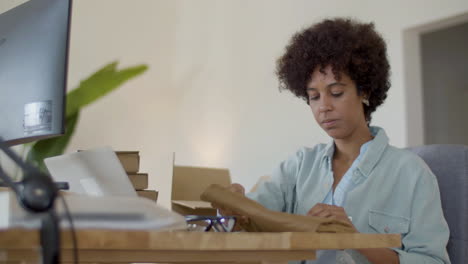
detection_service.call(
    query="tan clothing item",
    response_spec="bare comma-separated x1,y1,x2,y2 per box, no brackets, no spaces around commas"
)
201,184,355,233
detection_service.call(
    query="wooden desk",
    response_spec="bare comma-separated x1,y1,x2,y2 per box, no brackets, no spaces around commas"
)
0,228,400,263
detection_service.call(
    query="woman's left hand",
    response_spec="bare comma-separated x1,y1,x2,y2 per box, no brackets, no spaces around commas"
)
307,203,357,232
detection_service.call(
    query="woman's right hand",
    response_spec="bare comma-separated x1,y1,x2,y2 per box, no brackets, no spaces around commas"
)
213,183,245,216
211,183,249,230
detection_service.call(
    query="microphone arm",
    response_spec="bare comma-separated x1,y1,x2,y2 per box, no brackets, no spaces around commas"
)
0,137,60,264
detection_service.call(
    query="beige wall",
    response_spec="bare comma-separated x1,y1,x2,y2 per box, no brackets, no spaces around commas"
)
2,0,468,208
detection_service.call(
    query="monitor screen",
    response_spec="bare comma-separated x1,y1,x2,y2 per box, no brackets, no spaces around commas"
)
0,0,72,146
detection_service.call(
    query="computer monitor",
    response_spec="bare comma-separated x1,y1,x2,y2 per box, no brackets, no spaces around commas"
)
0,0,72,146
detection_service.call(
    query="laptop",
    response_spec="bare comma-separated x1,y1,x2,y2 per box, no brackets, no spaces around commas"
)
41,147,187,231
44,147,137,197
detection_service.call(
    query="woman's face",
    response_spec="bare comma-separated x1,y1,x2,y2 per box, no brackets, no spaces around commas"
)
306,66,368,140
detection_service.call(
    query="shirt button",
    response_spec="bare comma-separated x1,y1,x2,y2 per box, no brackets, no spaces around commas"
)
384,226,390,233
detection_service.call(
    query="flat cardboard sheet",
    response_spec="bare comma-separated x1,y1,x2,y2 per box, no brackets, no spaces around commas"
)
172,200,212,209
171,165,231,215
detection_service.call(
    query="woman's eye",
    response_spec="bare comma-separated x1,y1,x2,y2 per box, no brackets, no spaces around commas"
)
332,92,343,97
309,95,319,101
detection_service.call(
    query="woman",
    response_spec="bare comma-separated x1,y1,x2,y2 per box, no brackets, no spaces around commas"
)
221,18,450,264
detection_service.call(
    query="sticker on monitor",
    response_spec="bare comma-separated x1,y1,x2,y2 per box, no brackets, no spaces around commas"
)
23,100,53,135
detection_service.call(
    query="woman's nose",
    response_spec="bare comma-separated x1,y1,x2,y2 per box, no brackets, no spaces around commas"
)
318,96,333,112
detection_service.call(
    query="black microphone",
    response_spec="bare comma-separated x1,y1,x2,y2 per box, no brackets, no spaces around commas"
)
0,137,57,212
0,137,60,264
18,171,57,212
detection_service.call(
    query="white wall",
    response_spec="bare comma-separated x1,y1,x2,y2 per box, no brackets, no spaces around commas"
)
2,0,468,208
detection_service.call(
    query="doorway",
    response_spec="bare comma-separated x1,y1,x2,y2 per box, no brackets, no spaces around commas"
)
404,13,468,146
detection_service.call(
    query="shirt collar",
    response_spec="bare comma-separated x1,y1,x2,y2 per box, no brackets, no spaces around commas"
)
356,126,389,177
321,126,389,176
322,140,335,170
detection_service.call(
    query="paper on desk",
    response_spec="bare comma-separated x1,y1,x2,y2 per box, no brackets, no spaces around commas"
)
58,194,187,230
44,147,137,197
6,192,187,231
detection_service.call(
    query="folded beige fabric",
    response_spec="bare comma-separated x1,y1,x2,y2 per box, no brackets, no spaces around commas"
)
201,184,355,233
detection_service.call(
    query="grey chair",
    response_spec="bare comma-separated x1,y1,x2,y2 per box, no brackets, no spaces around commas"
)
408,144,468,264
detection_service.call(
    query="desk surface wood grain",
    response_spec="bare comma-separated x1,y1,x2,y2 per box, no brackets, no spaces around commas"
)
0,228,401,263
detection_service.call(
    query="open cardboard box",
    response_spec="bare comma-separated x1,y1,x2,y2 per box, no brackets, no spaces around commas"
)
171,165,231,216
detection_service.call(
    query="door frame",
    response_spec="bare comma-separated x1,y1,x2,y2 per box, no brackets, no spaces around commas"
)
403,12,468,146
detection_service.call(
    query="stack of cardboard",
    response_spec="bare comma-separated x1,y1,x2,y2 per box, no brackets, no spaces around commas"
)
116,151,158,203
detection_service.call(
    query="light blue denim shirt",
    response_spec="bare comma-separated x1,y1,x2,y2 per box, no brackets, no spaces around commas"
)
317,139,372,263
322,139,371,207
246,126,450,264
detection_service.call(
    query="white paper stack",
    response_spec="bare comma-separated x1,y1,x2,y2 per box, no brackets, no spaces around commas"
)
6,193,187,231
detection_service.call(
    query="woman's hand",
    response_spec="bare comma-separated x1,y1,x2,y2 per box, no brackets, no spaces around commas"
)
212,183,245,215
307,203,357,232
211,183,249,230
308,204,400,263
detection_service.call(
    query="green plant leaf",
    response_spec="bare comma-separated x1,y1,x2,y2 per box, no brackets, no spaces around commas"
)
26,111,80,172
66,61,148,118
25,61,148,171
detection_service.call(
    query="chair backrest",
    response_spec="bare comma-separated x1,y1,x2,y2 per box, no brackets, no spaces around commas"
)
408,144,468,264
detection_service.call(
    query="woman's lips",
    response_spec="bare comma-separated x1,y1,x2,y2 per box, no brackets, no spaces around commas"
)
322,119,338,128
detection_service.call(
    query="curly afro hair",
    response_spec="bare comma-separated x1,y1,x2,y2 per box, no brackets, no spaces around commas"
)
276,18,390,123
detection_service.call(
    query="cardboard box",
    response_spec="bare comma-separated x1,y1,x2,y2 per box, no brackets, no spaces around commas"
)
128,173,149,190
115,151,140,174
171,166,231,216
137,190,159,202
